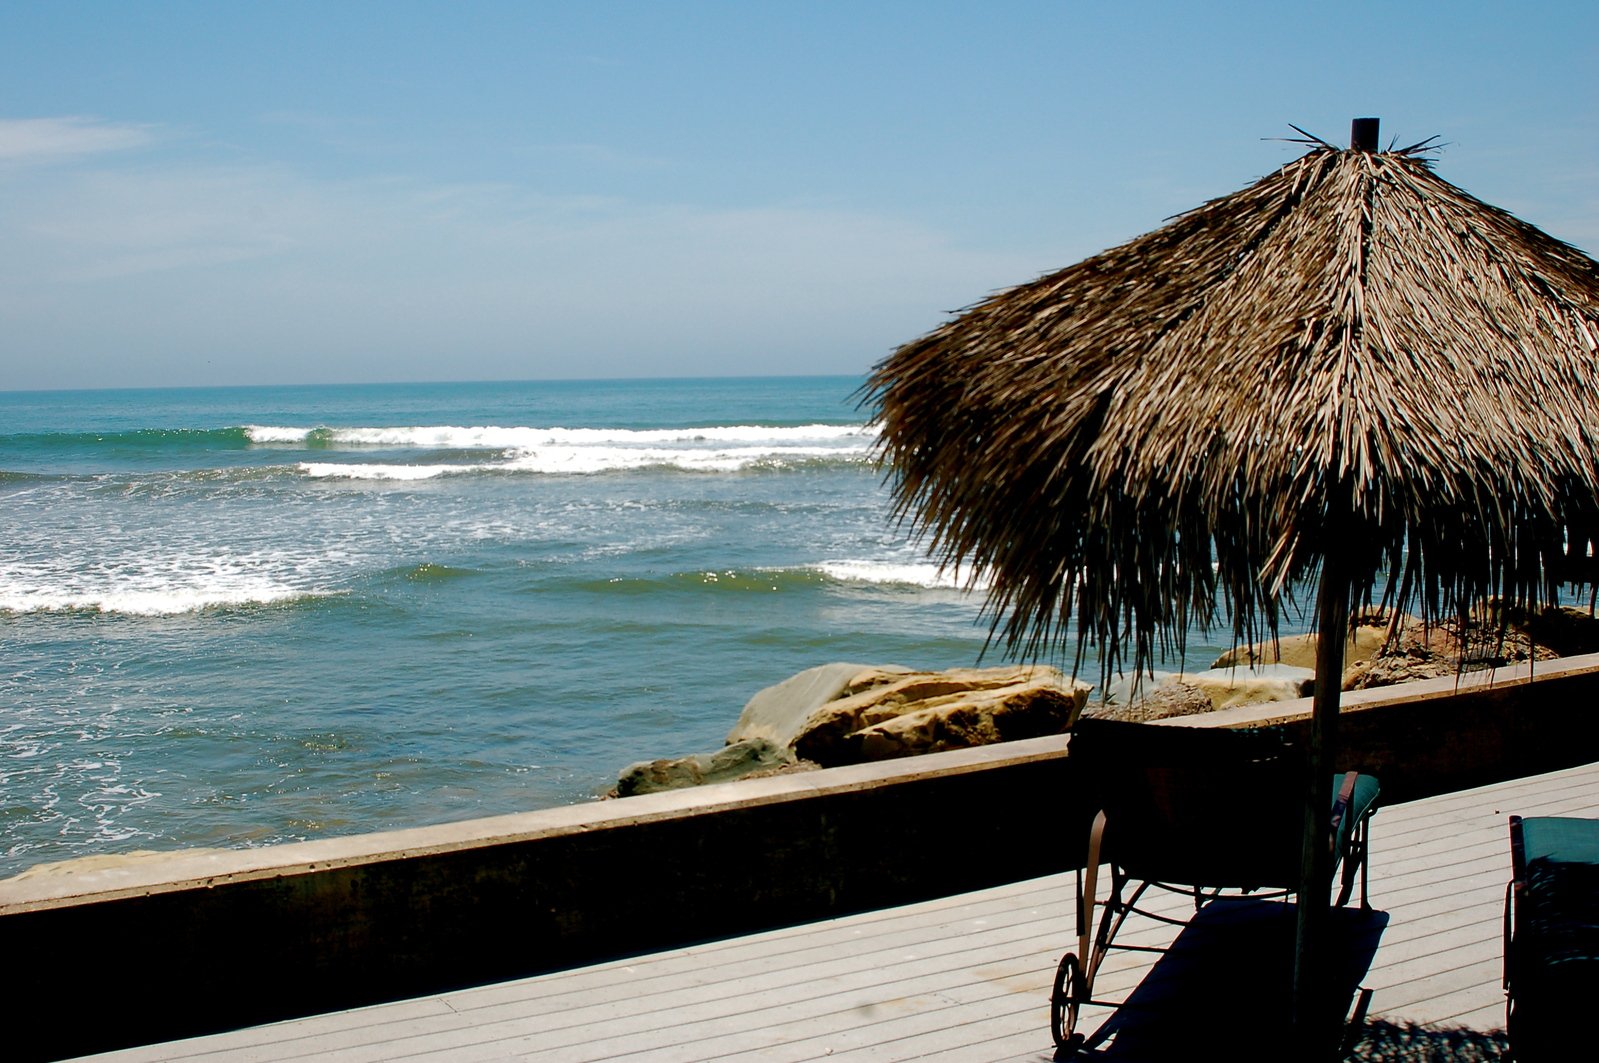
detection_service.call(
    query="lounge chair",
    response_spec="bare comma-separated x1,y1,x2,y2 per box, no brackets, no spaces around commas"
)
1505,815,1599,1062
1051,717,1380,1054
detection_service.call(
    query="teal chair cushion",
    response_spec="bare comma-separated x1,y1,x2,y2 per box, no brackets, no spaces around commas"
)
1519,816,1599,868
1334,772,1381,854
1508,815,1599,1060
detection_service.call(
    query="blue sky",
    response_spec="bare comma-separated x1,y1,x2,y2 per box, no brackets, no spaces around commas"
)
2,1,1595,390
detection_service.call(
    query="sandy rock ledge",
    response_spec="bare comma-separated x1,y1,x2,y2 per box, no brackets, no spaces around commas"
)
614,663,1090,796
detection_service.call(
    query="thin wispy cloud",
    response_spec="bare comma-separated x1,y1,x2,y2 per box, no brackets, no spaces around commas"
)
1,1,1591,389
523,141,672,171
9,166,302,282
0,151,1033,385
0,116,156,165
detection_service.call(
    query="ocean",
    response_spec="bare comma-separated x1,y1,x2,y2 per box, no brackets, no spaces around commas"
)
0,376,1233,879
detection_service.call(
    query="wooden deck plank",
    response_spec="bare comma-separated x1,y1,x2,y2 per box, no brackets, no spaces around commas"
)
398,938,1047,1061
81,998,463,1063
75,759,1599,1062
496,943,1050,1062
440,879,1070,1018
1450,1000,1508,1031
238,889,1074,1063
484,910,1059,1028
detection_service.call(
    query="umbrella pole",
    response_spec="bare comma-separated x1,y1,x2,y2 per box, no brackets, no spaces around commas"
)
1293,553,1349,1052
1295,120,1373,1051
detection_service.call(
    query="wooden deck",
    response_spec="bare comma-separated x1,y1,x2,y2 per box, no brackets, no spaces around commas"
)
81,761,1599,1061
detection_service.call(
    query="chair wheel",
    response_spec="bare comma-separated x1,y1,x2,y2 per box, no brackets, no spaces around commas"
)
1050,952,1085,1052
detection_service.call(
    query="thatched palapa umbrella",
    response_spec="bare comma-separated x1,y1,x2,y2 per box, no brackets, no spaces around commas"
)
866,118,1599,1034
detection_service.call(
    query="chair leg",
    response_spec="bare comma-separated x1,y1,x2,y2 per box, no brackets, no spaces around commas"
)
1054,808,1109,1052
1358,812,1372,909
1334,848,1356,907
1077,811,1107,970
1334,812,1372,909
1050,952,1085,1053
1094,866,1127,965
1503,877,1516,1041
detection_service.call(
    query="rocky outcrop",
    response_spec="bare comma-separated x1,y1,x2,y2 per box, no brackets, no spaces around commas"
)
614,738,802,797
613,604,1599,795
1341,610,1560,689
790,667,1090,765
1509,604,1599,658
1211,616,1399,675
613,663,1091,795
1087,664,1315,722
1210,606,1599,692
723,662,912,751
1095,679,1215,722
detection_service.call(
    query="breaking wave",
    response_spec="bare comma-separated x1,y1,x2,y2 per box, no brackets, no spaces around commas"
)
247,423,870,449
568,560,987,596
0,583,336,617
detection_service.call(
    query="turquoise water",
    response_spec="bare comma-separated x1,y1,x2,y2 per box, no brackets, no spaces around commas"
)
0,376,1236,877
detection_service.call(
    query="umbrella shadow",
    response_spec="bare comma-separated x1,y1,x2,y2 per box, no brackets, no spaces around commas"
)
1071,897,1389,1062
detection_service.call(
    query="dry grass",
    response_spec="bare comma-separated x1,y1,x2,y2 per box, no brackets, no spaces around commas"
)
866,145,1599,681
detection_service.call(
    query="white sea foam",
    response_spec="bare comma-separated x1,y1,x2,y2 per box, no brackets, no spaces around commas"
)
0,583,326,617
297,442,866,479
812,559,990,591
251,423,873,450
502,444,856,474
243,425,317,444
0,553,339,617
298,462,470,480
259,420,875,478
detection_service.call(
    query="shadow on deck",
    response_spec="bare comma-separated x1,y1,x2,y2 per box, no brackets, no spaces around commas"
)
1069,898,1388,1061
1067,895,1512,1061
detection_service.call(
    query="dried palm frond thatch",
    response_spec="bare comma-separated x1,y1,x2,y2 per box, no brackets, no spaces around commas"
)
869,125,1599,1042
867,142,1599,680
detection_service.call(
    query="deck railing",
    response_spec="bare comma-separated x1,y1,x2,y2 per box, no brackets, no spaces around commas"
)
6,652,1599,1061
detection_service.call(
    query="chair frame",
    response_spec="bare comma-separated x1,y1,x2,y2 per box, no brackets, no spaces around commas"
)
1050,722,1376,1055
1504,813,1526,1054
1502,813,1599,1062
